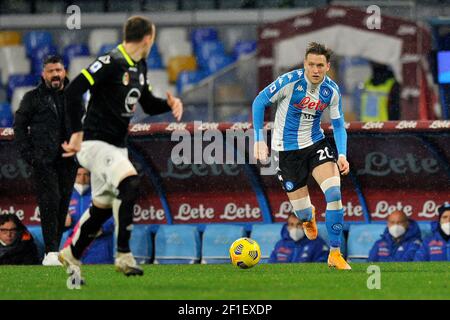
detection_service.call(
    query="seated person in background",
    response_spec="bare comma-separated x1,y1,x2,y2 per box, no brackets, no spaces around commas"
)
269,212,328,263
368,210,421,262
64,167,114,264
414,203,450,262
0,214,39,265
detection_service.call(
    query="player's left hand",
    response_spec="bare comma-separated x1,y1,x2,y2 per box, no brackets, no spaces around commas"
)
337,155,350,176
167,91,183,121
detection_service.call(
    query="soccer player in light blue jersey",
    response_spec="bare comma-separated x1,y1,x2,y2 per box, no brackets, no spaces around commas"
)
252,42,351,270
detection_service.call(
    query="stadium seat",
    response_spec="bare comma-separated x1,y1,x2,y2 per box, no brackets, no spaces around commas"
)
68,56,96,79
63,44,90,69
0,31,21,46
147,70,171,98
157,28,188,54
0,46,30,84
154,225,201,264
27,225,45,261
7,74,38,100
167,56,197,83
161,40,193,66
88,29,119,58
250,223,283,263
29,44,58,76
195,40,226,68
317,223,347,256
11,86,34,113
233,40,257,59
347,223,386,262
130,224,153,264
97,43,117,56
201,224,246,264
205,54,234,74
418,222,433,240
23,31,53,57
0,103,13,127
176,70,207,94
191,27,218,50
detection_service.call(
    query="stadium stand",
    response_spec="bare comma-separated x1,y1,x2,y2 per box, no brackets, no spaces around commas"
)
250,223,283,263
154,225,201,264
201,224,245,264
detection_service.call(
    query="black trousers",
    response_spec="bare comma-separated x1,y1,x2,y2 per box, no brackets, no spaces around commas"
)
32,157,77,253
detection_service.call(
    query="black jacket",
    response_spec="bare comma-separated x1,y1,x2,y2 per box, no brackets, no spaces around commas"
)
13,78,72,165
0,216,40,265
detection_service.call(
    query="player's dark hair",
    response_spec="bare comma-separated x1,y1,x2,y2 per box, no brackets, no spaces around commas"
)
124,15,154,42
43,55,64,67
305,42,332,62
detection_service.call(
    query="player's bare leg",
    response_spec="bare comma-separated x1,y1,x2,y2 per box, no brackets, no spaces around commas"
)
286,186,318,240
312,162,351,270
113,171,143,276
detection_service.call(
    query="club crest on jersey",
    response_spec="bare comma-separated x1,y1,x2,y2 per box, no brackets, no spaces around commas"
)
320,87,331,98
293,97,328,111
285,181,294,191
122,72,130,86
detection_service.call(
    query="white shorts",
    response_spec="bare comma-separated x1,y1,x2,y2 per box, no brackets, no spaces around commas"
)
76,140,136,206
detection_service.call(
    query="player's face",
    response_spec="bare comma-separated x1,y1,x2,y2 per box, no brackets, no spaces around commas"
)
304,54,330,84
0,221,18,246
42,62,66,90
75,168,90,186
141,26,156,59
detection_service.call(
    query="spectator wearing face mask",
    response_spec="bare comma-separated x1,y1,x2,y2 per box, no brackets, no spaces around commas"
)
368,210,422,262
63,167,114,264
269,212,329,263
414,203,450,262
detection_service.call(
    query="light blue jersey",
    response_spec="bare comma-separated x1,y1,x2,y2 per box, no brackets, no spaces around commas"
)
252,69,347,157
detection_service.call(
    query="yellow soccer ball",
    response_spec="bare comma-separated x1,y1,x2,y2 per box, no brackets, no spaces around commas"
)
229,237,261,269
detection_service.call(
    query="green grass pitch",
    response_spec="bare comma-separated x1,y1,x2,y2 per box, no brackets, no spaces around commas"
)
0,262,448,300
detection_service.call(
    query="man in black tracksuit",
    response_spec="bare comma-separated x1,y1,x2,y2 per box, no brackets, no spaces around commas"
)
13,55,77,265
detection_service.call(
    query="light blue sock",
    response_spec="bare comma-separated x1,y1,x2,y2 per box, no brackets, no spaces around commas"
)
325,209,344,248
294,207,313,222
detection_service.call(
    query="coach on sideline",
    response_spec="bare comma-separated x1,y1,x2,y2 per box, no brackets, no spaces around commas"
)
13,55,78,266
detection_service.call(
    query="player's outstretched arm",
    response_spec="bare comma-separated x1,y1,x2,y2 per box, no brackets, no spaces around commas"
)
166,91,183,121
252,91,271,162
139,86,183,121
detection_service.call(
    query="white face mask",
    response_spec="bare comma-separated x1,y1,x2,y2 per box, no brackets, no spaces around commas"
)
74,183,90,195
289,227,304,241
388,224,406,238
441,222,450,236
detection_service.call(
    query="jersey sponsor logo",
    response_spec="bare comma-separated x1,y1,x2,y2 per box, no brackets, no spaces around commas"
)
293,97,328,111
124,88,141,114
122,72,130,86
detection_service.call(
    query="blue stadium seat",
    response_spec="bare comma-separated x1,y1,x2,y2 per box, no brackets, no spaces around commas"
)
233,40,257,59
201,224,246,264
250,223,283,263
195,40,226,68
317,223,347,256
206,54,234,73
176,70,207,94
0,103,13,127
7,74,38,100
154,225,201,264
23,31,53,57
191,27,218,50
29,44,58,76
27,225,45,261
418,222,433,240
130,224,153,264
347,223,386,262
63,44,90,68
147,44,164,69
97,43,117,56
